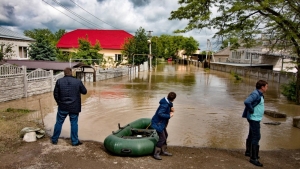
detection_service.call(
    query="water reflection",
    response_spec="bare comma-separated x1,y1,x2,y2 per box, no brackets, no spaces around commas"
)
1,62,299,150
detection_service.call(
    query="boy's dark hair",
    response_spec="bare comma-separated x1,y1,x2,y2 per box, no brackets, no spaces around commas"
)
167,92,177,101
256,80,268,89
64,67,72,76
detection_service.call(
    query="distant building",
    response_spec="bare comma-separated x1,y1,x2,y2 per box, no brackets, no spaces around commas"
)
212,36,297,72
0,27,34,59
56,29,133,67
213,47,231,62
226,46,296,72
177,49,205,61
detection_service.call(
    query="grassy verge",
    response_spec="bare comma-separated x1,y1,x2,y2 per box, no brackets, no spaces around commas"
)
0,108,42,154
230,71,242,81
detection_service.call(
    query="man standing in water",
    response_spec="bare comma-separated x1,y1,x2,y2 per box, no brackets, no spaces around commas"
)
242,80,268,167
151,92,176,160
51,67,87,146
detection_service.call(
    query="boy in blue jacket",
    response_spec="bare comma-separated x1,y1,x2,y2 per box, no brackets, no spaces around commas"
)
243,80,268,167
151,92,176,160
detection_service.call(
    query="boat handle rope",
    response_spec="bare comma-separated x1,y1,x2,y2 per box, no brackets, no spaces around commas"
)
118,123,129,129
121,148,132,154
146,123,151,129
112,124,130,134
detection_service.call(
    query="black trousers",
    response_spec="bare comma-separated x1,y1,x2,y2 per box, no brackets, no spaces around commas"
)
156,128,168,148
247,119,261,145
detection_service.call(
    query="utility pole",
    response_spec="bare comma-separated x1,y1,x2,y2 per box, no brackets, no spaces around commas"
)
205,39,212,68
147,31,153,71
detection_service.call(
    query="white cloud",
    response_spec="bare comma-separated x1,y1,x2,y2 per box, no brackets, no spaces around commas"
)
0,0,218,50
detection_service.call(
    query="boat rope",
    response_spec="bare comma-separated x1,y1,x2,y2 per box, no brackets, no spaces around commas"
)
146,123,151,129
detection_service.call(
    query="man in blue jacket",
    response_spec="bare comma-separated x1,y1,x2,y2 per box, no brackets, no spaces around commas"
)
151,92,176,160
51,67,87,146
242,80,268,167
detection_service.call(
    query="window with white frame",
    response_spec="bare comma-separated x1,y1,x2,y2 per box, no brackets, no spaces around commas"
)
252,53,260,60
231,51,242,59
245,52,260,60
19,46,28,58
245,52,251,60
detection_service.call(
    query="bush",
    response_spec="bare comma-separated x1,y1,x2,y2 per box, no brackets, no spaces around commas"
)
281,81,296,101
230,71,242,80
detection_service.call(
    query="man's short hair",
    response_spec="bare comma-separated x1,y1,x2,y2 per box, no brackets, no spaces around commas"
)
167,92,177,101
256,80,268,89
64,67,72,76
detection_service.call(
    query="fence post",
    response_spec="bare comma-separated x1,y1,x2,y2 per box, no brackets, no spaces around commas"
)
23,66,27,98
50,70,54,91
279,72,281,84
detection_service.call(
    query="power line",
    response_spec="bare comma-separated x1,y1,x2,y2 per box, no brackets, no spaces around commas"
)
61,0,135,40
42,0,94,29
51,0,103,29
69,0,120,30
43,0,136,41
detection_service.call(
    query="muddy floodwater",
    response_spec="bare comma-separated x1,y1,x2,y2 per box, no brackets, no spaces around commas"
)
1,63,300,150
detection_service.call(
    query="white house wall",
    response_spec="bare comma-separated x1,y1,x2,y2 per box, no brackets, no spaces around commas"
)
59,48,122,62
0,39,32,59
228,48,262,63
227,46,297,72
273,58,297,73
102,49,121,58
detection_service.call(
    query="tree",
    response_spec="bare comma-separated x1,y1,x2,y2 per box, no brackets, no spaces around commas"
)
25,28,66,61
182,37,199,56
24,29,66,46
157,35,199,59
72,36,103,65
219,37,239,50
28,35,56,61
54,29,67,44
169,0,300,104
56,50,72,62
122,27,149,65
159,35,180,59
122,37,136,64
122,27,199,65
0,42,15,61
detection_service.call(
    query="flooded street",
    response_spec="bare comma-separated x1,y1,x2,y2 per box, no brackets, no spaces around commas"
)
1,63,299,150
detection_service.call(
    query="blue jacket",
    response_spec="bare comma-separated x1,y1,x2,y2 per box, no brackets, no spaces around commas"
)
54,76,87,113
242,89,264,118
151,97,173,133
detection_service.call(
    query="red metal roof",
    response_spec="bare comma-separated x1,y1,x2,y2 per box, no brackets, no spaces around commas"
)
56,29,133,50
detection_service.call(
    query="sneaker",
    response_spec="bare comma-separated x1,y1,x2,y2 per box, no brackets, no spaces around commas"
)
51,140,57,145
72,141,82,146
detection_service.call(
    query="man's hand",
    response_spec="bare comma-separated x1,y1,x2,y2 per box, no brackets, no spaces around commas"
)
170,112,174,118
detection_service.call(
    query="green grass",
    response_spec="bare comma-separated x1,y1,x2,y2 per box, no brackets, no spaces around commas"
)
230,71,242,81
0,108,41,153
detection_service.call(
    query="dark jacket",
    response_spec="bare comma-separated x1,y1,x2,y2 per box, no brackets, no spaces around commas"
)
54,76,87,113
151,97,173,133
242,89,263,118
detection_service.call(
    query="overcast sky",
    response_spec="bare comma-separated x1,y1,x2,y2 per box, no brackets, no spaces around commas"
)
0,0,218,50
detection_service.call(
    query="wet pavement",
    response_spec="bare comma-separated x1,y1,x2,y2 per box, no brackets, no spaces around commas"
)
1,63,299,150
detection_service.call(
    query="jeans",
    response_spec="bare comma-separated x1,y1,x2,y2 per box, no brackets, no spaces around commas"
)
156,128,168,148
51,107,79,145
247,119,261,145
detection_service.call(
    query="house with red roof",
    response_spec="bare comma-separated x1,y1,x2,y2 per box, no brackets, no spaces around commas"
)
56,29,133,66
